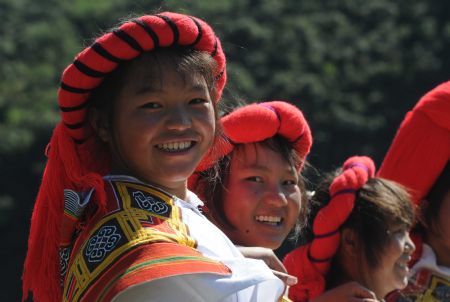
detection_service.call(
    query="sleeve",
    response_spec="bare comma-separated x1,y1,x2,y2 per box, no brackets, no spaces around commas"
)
111,269,285,302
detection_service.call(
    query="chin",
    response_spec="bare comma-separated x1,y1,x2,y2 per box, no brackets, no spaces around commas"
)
257,240,282,250
398,277,409,289
164,168,195,182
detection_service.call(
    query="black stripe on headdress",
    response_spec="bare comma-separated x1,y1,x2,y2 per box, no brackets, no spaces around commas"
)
91,42,125,63
64,121,84,130
211,38,218,57
60,82,92,94
307,250,333,263
73,60,107,78
113,29,143,52
132,19,160,48
313,229,340,239
215,69,224,81
292,133,304,144
74,137,87,144
188,17,203,47
59,101,88,112
156,14,179,46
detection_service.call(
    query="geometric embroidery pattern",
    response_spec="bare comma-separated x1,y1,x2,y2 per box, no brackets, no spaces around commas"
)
430,277,450,302
85,225,121,263
60,246,71,286
132,190,170,216
387,268,450,302
62,179,204,302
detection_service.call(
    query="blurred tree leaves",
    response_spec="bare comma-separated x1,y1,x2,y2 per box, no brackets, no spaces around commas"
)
2,0,450,300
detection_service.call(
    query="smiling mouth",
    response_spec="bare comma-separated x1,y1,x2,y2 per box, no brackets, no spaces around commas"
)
156,141,195,152
255,215,283,226
395,260,410,271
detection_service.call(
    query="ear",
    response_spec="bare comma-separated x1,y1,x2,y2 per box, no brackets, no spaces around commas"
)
341,228,358,257
89,108,111,142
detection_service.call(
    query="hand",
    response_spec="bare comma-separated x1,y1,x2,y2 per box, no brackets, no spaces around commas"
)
311,281,379,302
237,246,297,286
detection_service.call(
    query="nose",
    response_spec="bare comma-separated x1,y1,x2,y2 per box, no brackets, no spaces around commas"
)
166,105,192,131
263,186,288,207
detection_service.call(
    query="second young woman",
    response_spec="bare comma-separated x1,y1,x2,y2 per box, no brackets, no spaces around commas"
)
189,100,312,290
283,156,416,302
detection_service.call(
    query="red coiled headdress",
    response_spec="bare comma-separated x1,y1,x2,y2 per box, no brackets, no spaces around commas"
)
377,80,450,266
188,100,313,190
283,156,375,302
22,12,226,302
378,80,450,205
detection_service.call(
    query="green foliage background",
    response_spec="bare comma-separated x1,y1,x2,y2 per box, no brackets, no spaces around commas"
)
1,0,449,300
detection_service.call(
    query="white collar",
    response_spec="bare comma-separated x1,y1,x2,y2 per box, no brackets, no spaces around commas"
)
411,243,450,276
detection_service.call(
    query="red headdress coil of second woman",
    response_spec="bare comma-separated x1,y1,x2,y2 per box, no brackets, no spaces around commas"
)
188,100,313,189
22,12,226,302
199,101,312,170
283,156,375,302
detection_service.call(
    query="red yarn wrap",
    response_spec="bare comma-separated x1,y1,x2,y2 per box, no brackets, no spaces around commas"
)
189,101,312,189
378,80,450,205
284,156,375,302
22,12,226,302
377,80,450,269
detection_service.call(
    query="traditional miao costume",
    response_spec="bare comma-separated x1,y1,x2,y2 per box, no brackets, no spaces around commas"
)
189,101,314,302
22,12,284,302
283,156,377,302
378,81,450,302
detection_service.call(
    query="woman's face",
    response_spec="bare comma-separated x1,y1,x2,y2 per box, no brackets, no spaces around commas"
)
363,225,415,299
104,66,216,198
221,143,302,249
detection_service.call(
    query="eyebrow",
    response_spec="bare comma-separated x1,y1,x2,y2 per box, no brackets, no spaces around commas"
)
241,164,297,176
188,83,209,93
134,81,208,96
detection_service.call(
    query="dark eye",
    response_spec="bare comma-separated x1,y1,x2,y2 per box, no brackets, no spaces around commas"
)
387,226,409,239
283,179,297,186
245,176,263,183
141,102,161,109
189,98,208,105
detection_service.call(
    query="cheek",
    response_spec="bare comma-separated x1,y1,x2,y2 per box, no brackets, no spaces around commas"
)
196,108,216,137
223,186,256,224
287,192,301,214
383,241,404,266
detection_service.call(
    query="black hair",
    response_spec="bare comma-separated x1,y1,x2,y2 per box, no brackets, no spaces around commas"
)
308,170,414,273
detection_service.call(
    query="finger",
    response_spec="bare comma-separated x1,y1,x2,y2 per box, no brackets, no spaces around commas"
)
267,256,287,274
271,269,298,286
352,287,377,299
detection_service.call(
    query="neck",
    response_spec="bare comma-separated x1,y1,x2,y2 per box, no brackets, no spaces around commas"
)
110,170,188,200
156,182,188,200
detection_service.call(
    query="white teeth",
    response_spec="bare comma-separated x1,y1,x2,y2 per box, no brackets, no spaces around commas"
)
157,141,192,152
255,215,282,225
395,261,408,269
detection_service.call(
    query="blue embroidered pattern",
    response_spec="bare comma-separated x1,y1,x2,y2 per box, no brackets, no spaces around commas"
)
132,191,170,215
85,226,121,263
60,246,71,286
